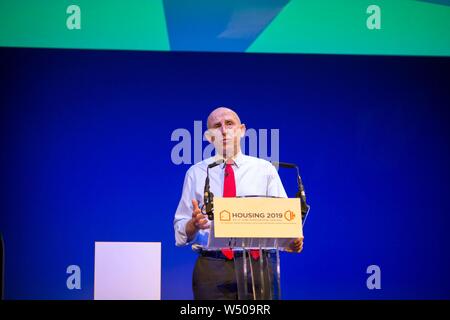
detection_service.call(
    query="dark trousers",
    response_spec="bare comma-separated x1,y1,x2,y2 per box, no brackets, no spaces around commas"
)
192,251,279,300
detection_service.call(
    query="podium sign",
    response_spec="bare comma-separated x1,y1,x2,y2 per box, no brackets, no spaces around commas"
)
213,197,303,238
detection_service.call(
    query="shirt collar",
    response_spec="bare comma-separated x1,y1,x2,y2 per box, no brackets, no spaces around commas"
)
214,151,244,168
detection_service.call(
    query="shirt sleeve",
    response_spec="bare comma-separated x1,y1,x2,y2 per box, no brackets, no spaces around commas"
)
173,167,196,246
267,162,288,198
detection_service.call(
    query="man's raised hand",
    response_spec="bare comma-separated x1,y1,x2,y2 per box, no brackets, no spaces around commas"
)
191,199,210,230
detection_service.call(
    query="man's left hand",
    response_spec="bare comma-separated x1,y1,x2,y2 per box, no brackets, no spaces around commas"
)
287,236,304,253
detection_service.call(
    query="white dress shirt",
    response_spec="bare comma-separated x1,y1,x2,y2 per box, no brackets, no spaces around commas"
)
173,152,287,248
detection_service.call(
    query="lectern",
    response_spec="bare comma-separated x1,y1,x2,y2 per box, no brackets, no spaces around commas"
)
205,196,304,300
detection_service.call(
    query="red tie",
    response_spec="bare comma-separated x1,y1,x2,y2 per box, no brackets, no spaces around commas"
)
223,163,236,197
221,163,261,260
221,163,236,260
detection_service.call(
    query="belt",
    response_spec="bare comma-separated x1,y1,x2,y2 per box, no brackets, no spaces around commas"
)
200,250,234,260
200,249,273,260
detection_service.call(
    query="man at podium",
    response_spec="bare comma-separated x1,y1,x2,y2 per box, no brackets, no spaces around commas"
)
173,107,304,300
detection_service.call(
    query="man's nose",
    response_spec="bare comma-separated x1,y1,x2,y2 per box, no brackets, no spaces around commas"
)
220,125,227,135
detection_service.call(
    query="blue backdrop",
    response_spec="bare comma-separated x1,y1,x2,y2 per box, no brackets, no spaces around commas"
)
0,48,449,299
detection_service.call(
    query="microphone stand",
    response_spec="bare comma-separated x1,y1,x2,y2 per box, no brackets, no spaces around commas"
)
203,160,224,220
273,162,310,225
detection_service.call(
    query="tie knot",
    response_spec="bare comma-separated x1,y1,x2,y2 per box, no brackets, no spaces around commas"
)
225,159,234,165
225,163,234,173
225,163,233,175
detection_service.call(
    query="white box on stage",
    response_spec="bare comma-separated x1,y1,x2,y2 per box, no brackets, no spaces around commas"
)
94,241,161,300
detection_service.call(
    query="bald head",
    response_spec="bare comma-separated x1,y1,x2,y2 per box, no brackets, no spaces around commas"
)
207,107,241,129
205,107,245,158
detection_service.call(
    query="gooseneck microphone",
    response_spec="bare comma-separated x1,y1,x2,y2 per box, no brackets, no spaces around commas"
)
272,161,311,224
203,159,224,220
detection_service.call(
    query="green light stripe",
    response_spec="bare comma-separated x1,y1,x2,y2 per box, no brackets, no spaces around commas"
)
0,0,170,51
1,1,449,56
247,0,450,56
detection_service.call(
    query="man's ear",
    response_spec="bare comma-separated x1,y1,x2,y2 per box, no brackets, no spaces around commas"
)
204,129,214,143
240,124,246,137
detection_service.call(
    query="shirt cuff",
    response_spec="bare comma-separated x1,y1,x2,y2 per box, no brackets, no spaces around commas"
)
175,219,199,247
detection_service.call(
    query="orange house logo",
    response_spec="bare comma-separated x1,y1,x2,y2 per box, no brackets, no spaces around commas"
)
284,210,295,221
219,210,231,221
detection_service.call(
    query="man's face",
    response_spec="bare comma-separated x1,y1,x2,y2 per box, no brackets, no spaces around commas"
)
206,109,245,158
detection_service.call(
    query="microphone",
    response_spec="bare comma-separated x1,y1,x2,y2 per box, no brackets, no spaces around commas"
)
208,159,225,169
272,161,310,224
204,159,225,220
272,161,296,169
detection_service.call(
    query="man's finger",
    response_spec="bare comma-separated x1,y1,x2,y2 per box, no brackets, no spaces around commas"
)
195,213,205,221
198,223,210,230
192,199,200,211
194,218,209,229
